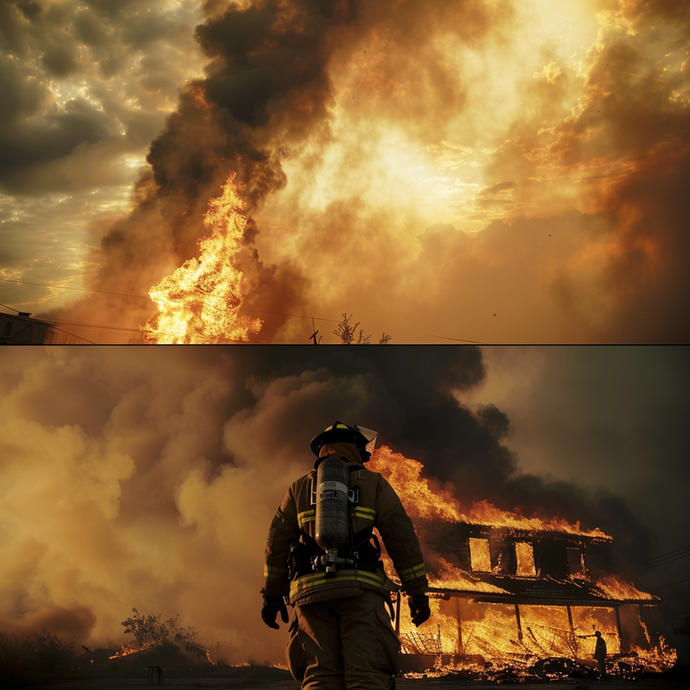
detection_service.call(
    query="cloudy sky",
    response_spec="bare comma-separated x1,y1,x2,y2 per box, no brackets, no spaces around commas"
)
1,345,687,661
1,1,689,343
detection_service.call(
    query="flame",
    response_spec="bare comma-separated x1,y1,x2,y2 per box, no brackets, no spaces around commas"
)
515,541,536,576
592,575,656,601
142,174,263,343
368,446,463,522
469,537,492,572
109,642,150,659
396,594,676,679
620,636,678,674
368,446,610,537
428,557,511,594
368,446,675,677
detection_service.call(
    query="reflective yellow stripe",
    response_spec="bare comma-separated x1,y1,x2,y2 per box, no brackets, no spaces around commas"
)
264,565,288,578
300,507,374,525
290,569,387,600
291,572,386,596
298,510,315,527
351,506,376,521
399,562,426,581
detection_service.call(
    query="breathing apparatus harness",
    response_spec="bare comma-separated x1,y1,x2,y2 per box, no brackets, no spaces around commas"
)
288,461,383,579
288,422,382,582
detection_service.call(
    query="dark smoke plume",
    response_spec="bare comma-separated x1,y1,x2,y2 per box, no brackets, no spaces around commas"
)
51,0,365,335
232,346,653,568
46,0,516,340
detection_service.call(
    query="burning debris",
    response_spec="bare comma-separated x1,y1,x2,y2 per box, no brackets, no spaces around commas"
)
367,447,678,679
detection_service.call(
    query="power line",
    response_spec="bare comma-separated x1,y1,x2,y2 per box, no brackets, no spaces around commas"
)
47,325,95,345
0,306,299,343
6,323,33,342
648,545,690,562
2,277,487,343
0,310,93,344
0,311,124,343
0,278,342,325
38,317,147,334
3,306,485,344
634,545,690,574
38,315,259,343
0,308,165,340
0,277,148,300
417,332,485,344
40,318,242,343
0,301,22,314
653,577,690,591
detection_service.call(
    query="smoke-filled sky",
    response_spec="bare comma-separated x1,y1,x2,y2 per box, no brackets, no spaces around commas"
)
1,345,688,662
1,1,689,343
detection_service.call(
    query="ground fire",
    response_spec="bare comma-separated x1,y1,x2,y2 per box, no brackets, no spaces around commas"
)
367,447,678,679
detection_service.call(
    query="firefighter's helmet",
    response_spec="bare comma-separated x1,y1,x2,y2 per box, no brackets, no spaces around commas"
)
310,421,378,462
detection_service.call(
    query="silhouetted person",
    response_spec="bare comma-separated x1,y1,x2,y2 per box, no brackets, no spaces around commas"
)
594,630,607,677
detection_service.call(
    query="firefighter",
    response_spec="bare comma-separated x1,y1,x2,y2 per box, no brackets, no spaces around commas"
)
261,422,431,689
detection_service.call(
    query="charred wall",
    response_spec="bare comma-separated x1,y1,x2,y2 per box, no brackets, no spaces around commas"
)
419,520,614,582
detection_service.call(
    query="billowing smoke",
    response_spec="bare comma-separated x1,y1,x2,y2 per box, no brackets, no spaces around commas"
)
0,347,655,663
471,0,690,342
4,1,690,341
46,0,373,337
44,0,520,341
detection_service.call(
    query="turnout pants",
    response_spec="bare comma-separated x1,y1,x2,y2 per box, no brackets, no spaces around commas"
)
286,590,400,690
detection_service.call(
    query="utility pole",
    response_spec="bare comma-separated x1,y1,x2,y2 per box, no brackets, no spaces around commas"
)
309,317,320,344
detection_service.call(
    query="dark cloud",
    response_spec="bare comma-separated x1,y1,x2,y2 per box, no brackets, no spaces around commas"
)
16,2,43,21
0,99,119,187
0,1,203,196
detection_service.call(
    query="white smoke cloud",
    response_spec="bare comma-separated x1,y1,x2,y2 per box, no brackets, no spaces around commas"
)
0,347,406,662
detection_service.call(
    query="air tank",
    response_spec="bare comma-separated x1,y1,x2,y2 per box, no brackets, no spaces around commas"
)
315,456,351,575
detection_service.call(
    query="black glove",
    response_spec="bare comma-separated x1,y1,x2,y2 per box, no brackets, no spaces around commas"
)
409,594,431,627
261,594,289,629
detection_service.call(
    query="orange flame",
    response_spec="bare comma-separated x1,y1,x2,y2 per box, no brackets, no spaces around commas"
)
396,595,675,679
142,174,262,343
109,642,149,659
368,446,610,537
623,637,677,673
368,446,675,677
427,557,511,594
593,575,656,601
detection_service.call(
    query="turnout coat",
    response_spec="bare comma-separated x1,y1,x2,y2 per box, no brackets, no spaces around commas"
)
263,445,428,607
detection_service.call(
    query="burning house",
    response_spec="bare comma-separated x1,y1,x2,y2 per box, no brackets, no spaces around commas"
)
367,447,677,678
